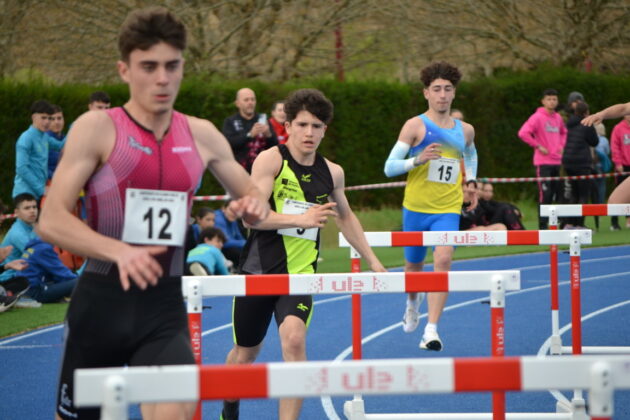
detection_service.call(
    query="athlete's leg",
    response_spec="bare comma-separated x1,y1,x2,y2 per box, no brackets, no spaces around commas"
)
141,402,196,420
277,315,308,420
402,208,429,333
426,245,454,325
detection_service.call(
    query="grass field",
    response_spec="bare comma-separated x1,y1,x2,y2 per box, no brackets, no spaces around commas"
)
1,200,628,338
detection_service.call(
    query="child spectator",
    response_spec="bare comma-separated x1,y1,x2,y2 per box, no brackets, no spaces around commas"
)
186,227,229,275
214,200,247,268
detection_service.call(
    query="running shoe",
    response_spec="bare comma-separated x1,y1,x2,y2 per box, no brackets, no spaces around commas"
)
419,329,443,351
402,306,420,333
0,295,18,313
610,225,621,231
15,296,42,308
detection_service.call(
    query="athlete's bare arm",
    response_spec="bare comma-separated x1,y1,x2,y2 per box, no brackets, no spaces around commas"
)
188,116,269,226
328,160,386,273
38,111,166,291
609,177,630,204
241,147,337,230
461,121,478,210
582,102,630,126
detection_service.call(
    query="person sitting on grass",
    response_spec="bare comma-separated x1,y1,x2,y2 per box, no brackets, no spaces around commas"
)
186,227,229,276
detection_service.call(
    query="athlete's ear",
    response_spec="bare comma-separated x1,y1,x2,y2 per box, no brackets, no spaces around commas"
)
422,87,430,101
117,60,130,83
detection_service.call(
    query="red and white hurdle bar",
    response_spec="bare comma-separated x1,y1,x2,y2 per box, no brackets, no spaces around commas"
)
183,270,519,420
74,355,630,420
540,204,630,357
339,229,592,419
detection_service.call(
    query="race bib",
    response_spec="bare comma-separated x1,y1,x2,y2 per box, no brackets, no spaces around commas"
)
427,157,460,184
277,199,318,241
122,188,187,246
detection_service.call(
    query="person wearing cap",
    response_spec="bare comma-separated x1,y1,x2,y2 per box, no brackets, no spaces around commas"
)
12,100,68,200
566,91,585,116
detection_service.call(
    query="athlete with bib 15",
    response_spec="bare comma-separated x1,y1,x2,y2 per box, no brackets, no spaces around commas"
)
383,61,478,353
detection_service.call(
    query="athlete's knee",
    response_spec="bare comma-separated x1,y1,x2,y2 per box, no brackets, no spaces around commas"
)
432,251,453,271
232,344,260,364
279,320,307,360
405,261,423,272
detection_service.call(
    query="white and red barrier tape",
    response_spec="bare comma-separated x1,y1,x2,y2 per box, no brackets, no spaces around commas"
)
74,355,627,406
339,229,592,248
181,271,520,297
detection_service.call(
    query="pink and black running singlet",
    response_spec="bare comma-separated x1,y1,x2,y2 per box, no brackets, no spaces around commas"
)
83,107,205,277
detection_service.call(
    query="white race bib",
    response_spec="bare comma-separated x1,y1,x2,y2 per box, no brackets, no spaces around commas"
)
427,157,460,184
122,188,187,246
277,199,318,241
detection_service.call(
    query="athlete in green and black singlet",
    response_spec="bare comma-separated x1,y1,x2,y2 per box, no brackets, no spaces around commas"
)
240,143,333,275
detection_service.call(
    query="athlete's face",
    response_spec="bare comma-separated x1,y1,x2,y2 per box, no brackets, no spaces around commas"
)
50,112,64,134
285,110,327,154
15,200,38,225
423,78,455,114
118,41,184,115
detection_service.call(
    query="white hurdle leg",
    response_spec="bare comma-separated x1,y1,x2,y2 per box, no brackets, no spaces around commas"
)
589,362,613,420
101,375,128,420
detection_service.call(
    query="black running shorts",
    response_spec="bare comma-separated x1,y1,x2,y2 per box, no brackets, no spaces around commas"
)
232,294,314,347
56,273,194,420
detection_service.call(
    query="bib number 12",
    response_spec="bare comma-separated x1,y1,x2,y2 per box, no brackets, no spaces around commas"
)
143,207,172,240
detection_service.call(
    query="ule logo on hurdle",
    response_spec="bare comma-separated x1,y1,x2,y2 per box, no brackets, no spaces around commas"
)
308,275,387,294
435,231,497,245
306,364,432,394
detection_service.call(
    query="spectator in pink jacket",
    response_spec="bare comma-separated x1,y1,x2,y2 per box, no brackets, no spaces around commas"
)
518,88,567,229
609,115,630,229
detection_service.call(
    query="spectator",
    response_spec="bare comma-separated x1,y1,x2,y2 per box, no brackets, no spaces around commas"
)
459,181,506,231
214,201,247,268
450,108,465,121
0,194,39,267
88,91,111,110
477,182,525,230
591,123,612,230
562,102,599,229
564,91,585,120
12,100,67,200
609,114,630,230
518,88,567,229
186,227,229,275
47,104,66,180
269,101,288,144
222,87,278,172
183,206,216,264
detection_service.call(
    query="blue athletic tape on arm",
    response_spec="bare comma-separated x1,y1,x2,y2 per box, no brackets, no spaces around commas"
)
463,142,478,181
384,141,416,177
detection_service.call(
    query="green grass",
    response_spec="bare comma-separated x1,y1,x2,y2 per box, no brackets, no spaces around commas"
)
2,200,628,338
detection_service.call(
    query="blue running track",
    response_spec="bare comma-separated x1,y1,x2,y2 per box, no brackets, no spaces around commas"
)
1,245,629,419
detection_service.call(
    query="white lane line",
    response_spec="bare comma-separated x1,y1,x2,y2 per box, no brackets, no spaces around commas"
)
0,324,64,346
321,270,630,420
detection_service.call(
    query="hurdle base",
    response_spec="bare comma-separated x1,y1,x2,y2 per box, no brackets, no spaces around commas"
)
346,411,572,419
344,396,366,420
555,396,588,420
561,345,630,355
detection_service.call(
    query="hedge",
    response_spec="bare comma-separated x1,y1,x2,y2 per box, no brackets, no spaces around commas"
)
1,67,629,213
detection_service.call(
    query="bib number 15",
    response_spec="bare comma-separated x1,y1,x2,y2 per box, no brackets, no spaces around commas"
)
428,157,459,184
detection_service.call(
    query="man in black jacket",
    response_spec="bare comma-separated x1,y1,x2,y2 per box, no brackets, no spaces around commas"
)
562,102,599,228
222,88,278,173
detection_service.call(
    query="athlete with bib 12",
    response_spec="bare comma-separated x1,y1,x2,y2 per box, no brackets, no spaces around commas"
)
37,7,269,420
384,61,478,352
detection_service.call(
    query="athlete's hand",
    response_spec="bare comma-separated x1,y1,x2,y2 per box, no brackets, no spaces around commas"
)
301,202,338,228
116,245,167,291
227,196,270,227
414,143,442,166
581,113,602,127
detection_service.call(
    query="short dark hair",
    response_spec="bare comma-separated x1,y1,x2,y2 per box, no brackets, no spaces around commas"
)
89,91,111,105
198,227,226,245
51,104,63,113
420,62,462,88
30,100,54,115
284,89,333,124
196,207,214,219
271,101,284,112
14,193,37,209
574,101,589,118
542,88,558,98
118,7,186,62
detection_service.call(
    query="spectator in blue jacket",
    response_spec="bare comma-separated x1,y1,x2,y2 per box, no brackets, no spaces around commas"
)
186,227,229,275
214,201,247,267
47,104,66,180
0,194,39,272
12,100,67,200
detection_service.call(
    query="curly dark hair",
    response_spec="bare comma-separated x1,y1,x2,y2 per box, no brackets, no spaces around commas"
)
284,89,334,124
118,7,186,62
420,61,462,88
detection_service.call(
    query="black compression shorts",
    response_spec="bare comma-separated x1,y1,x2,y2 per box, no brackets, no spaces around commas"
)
232,294,314,347
56,273,194,420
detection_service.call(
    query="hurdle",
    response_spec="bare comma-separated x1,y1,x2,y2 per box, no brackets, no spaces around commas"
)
74,354,630,420
339,229,592,419
182,270,519,420
540,204,630,356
